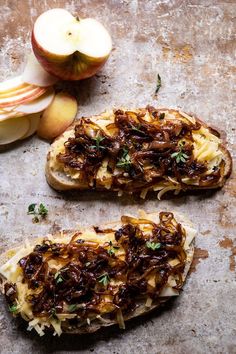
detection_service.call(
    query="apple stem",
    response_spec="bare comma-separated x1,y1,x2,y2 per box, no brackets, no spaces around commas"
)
76,16,80,22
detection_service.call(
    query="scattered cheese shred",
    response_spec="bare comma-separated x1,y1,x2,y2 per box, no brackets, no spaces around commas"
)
116,309,125,329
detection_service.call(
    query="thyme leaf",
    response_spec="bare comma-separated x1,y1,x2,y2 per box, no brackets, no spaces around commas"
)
98,273,110,286
171,142,189,163
146,241,161,250
9,304,19,313
27,203,48,222
155,74,162,94
130,124,144,134
90,135,105,150
116,148,132,171
159,112,165,120
68,304,79,312
107,241,119,256
38,203,48,218
27,203,36,214
55,272,64,284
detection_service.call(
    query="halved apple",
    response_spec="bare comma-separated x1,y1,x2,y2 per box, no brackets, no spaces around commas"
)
32,8,112,81
13,87,55,114
37,91,77,140
23,53,59,87
0,86,47,108
0,116,29,145
20,112,42,139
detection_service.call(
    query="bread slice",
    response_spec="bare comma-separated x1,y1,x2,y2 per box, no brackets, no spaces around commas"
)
45,107,232,198
0,210,195,336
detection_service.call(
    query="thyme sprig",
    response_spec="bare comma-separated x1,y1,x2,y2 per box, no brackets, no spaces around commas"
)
171,142,189,163
116,148,132,171
90,135,105,150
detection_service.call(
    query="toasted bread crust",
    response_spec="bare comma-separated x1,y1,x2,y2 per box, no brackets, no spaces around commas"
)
0,212,194,335
45,108,232,194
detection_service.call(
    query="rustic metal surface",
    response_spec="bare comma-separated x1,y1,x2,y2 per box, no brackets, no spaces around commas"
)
0,1,235,353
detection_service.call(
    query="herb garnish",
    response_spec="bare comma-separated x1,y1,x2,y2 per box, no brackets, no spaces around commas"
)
9,304,18,313
98,273,110,286
107,241,119,256
130,124,144,134
38,203,48,217
68,304,78,312
54,271,64,284
28,203,36,213
171,142,189,163
90,135,105,150
159,112,165,120
155,74,162,94
49,307,58,320
146,241,161,250
116,148,132,171
27,203,48,223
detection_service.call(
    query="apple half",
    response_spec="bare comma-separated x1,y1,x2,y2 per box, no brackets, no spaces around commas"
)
32,8,112,81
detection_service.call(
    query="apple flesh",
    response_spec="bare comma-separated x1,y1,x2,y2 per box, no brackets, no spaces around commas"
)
0,85,46,108
23,53,59,87
0,83,36,99
20,112,41,139
0,116,29,145
0,109,24,122
0,75,24,94
32,8,112,81
15,87,55,114
37,91,77,140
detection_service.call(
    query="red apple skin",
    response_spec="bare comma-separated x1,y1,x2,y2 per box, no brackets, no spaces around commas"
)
0,86,46,108
31,31,109,81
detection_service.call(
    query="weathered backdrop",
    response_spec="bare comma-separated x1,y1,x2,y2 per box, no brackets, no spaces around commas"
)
0,1,235,353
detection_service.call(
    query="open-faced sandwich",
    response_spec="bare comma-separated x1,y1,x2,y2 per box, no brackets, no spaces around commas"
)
46,107,232,198
0,211,195,336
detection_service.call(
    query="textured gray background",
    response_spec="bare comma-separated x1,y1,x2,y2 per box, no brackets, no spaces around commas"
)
0,1,235,353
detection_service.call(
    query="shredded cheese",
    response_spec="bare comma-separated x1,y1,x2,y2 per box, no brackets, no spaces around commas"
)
0,212,196,336
49,109,224,199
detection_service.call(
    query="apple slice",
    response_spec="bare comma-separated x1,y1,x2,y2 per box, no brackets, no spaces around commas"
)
0,75,24,94
0,116,29,145
0,110,24,122
23,53,59,87
21,112,42,139
0,83,36,99
32,8,112,81
37,91,77,140
0,86,47,108
14,87,55,114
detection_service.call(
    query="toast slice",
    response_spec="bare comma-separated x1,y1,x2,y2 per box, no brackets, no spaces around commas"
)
46,107,232,198
0,210,195,336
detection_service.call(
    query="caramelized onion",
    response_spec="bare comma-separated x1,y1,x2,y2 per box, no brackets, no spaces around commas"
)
4,213,188,324
56,108,220,192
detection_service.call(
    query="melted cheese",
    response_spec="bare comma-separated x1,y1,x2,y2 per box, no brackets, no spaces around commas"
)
49,109,224,200
192,127,223,168
0,214,196,336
